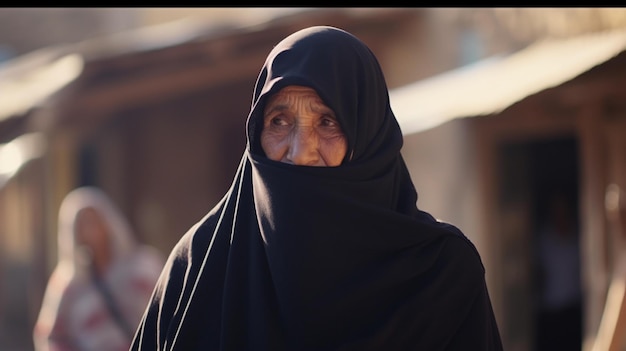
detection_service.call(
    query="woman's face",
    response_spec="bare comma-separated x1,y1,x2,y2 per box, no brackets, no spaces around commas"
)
75,207,111,267
260,86,348,167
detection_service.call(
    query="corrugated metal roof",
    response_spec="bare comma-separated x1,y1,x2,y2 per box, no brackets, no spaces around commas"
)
390,28,626,136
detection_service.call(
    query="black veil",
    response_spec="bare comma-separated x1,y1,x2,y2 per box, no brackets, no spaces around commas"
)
131,26,502,351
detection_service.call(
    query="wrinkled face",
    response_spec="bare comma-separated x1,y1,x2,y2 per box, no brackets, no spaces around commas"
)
260,86,348,167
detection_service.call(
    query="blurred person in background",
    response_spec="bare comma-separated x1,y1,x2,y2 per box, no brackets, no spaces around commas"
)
33,186,165,351
534,188,583,351
131,25,503,350
592,183,626,351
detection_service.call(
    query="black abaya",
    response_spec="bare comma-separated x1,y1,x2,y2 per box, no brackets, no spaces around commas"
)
131,26,503,351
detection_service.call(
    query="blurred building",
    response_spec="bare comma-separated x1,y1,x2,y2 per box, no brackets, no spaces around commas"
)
393,25,626,351
2,7,626,351
0,8,140,62
0,8,432,350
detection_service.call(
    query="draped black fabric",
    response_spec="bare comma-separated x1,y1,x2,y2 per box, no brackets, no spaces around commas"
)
131,26,503,351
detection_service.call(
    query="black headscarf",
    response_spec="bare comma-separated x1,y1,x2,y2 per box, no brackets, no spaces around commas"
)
131,26,503,351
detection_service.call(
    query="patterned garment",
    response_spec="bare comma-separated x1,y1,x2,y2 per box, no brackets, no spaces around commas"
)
33,187,165,351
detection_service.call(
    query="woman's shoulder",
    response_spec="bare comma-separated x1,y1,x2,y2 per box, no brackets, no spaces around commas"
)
177,211,220,250
433,221,486,278
44,263,81,298
159,203,226,271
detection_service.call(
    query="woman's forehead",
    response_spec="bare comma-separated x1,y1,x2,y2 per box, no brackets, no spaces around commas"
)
264,85,333,113
76,206,101,222
274,85,317,95
267,86,322,102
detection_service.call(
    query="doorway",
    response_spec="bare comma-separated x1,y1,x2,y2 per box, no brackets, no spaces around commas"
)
497,135,582,351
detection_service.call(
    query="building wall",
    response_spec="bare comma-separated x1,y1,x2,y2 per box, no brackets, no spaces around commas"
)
0,158,49,351
119,81,250,253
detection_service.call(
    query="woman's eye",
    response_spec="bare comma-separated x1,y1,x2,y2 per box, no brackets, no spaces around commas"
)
320,116,338,128
270,116,288,126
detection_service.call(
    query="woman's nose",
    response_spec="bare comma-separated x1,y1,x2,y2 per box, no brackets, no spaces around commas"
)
285,128,320,166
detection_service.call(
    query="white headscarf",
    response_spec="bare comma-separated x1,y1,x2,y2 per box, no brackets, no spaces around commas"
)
56,186,136,274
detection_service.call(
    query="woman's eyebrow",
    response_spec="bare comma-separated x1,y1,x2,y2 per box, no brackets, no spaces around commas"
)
264,104,289,115
310,103,336,117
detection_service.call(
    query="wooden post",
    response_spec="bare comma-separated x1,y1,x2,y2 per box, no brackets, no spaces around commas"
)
578,105,609,351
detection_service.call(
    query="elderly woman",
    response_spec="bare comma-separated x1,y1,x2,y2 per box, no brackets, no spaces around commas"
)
131,26,503,350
